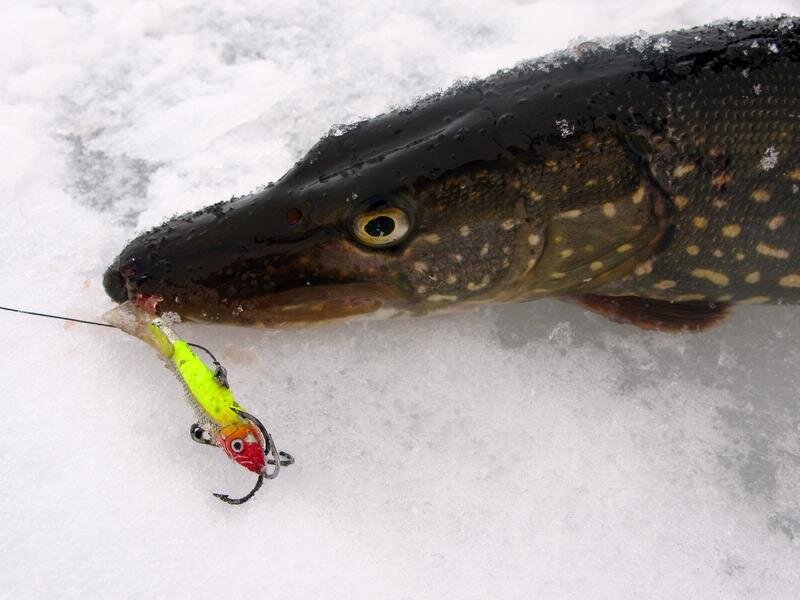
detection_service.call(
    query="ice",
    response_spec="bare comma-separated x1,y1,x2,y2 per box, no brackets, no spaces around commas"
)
761,146,781,171
555,119,575,138
1,1,800,599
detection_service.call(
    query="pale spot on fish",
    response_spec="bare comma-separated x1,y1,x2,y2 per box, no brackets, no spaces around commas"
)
692,216,708,229
745,271,760,284
756,242,789,259
459,225,471,237
280,304,305,312
717,294,733,302
653,280,676,290
616,243,633,253
529,190,543,202
673,163,696,178
751,189,770,203
560,248,574,258
525,258,537,273
721,224,741,238
711,172,733,189
768,215,785,231
735,252,746,261
446,273,457,285
686,245,700,256
712,197,728,209
528,234,541,246
550,272,566,280
602,202,616,218
789,169,800,182
428,294,458,302
559,209,582,219
674,195,689,209
741,296,770,304
713,249,724,258
631,186,646,204
691,268,729,286
634,260,653,276
779,274,800,288
676,293,706,301
413,261,429,273
479,243,490,257
452,254,464,263
467,275,491,291
501,219,518,230
590,261,604,272
420,233,441,244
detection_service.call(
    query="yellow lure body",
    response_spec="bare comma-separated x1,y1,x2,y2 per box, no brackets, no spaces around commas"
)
146,320,244,429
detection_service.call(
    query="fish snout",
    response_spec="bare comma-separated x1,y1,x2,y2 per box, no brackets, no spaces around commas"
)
103,255,153,304
103,260,128,303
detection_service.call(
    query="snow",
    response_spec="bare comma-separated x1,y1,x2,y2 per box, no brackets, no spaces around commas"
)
1,1,800,598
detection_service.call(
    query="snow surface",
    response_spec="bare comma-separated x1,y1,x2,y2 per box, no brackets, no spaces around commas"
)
1,1,800,598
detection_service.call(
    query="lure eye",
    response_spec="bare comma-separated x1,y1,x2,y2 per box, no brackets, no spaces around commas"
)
231,439,244,453
353,206,411,248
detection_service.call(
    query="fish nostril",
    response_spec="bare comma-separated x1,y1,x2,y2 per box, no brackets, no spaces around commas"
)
286,208,303,226
119,259,137,278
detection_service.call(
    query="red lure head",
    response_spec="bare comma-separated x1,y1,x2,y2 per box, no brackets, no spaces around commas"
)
218,422,267,473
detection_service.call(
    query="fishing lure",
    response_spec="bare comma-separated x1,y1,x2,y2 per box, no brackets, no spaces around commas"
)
104,301,293,504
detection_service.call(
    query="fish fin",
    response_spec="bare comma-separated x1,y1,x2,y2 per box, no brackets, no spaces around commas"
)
571,294,730,332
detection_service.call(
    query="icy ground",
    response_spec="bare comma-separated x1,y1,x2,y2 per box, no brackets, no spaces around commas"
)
1,1,800,598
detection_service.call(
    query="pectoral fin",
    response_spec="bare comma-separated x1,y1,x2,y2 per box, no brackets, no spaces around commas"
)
571,294,730,332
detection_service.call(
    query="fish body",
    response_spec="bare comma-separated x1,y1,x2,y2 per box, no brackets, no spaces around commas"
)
104,18,800,331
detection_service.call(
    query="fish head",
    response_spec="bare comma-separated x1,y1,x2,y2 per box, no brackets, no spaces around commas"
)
102,180,539,326
103,71,660,326
218,421,266,473
102,88,554,326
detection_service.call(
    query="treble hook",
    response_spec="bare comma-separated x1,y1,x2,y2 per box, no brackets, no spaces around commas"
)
212,408,293,505
213,472,265,505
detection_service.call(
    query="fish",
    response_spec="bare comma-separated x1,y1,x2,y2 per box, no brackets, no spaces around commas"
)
103,18,800,332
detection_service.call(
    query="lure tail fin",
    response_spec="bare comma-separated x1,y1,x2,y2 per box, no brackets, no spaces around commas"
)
103,301,180,354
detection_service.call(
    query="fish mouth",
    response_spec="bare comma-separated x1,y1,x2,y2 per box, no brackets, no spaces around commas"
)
160,282,392,327
105,265,397,326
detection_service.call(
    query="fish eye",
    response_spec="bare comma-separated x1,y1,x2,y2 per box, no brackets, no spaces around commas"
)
353,206,411,248
231,439,244,453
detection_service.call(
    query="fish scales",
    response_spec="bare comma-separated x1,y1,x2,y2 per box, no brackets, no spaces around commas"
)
593,52,800,306
104,18,800,331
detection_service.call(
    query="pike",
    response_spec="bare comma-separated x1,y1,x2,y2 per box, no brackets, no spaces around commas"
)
104,19,800,333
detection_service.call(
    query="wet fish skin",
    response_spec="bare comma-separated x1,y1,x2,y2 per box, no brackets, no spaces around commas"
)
103,18,800,330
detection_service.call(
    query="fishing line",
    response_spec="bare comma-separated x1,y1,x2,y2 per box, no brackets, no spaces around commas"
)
0,304,115,328
0,304,223,367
